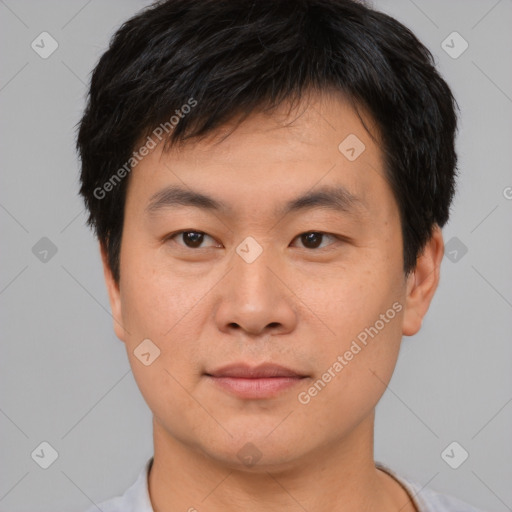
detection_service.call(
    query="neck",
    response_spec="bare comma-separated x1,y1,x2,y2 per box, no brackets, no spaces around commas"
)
148,411,416,512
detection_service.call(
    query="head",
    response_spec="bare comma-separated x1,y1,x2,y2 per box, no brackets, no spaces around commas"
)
77,0,458,469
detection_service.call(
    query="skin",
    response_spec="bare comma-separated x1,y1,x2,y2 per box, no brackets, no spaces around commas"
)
101,90,444,511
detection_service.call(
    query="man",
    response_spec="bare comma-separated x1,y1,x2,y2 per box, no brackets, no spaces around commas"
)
78,0,483,510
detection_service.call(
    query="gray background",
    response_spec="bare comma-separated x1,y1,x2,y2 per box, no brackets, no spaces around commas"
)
1,0,511,511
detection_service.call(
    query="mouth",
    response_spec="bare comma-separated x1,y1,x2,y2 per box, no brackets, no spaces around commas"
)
204,363,309,399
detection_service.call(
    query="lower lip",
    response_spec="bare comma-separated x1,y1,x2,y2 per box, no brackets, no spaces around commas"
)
206,376,306,399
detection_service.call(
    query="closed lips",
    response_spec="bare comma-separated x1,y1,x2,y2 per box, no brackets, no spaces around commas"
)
205,363,307,379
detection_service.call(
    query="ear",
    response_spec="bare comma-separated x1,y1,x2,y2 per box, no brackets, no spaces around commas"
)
402,225,444,336
100,242,127,342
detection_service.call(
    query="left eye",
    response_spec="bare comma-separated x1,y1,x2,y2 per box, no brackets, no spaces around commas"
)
291,232,337,250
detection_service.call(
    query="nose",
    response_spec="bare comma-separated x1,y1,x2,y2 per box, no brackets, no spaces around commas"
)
213,243,298,337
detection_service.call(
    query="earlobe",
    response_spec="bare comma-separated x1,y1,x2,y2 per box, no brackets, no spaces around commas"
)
99,242,126,342
402,225,444,337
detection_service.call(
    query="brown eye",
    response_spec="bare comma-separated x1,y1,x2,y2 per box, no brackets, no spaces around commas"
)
167,230,219,249
295,232,336,250
181,231,204,248
301,232,323,248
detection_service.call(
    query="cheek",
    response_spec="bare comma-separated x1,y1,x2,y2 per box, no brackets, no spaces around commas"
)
118,250,210,386
120,269,208,428
306,261,404,339
119,253,205,339
298,262,406,404
296,306,404,434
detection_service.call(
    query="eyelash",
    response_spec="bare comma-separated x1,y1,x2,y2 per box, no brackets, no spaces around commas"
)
164,230,343,251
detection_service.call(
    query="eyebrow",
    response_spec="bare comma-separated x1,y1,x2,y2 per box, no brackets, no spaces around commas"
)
145,186,229,215
144,184,366,217
275,185,366,217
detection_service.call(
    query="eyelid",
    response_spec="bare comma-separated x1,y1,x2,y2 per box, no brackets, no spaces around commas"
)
165,229,347,251
292,231,341,250
165,230,221,248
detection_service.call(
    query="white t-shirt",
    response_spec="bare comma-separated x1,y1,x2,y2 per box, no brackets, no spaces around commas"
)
86,458,485,512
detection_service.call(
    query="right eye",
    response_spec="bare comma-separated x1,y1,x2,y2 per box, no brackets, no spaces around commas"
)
165,230,222,249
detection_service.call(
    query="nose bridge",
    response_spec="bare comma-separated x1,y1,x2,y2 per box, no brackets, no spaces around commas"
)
233,241,274,300
213,238,296,335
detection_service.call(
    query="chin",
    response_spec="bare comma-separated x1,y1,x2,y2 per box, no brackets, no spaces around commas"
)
200,429,309,471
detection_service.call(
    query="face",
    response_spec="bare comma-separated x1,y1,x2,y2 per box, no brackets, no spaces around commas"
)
102,91,442,470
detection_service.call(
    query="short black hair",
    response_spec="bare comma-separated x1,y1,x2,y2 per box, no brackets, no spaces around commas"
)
77,0,458,283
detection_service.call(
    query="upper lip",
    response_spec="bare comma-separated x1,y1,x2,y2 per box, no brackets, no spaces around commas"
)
206,363,306,378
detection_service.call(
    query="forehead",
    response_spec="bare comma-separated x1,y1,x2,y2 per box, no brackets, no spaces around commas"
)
126,91,394,222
